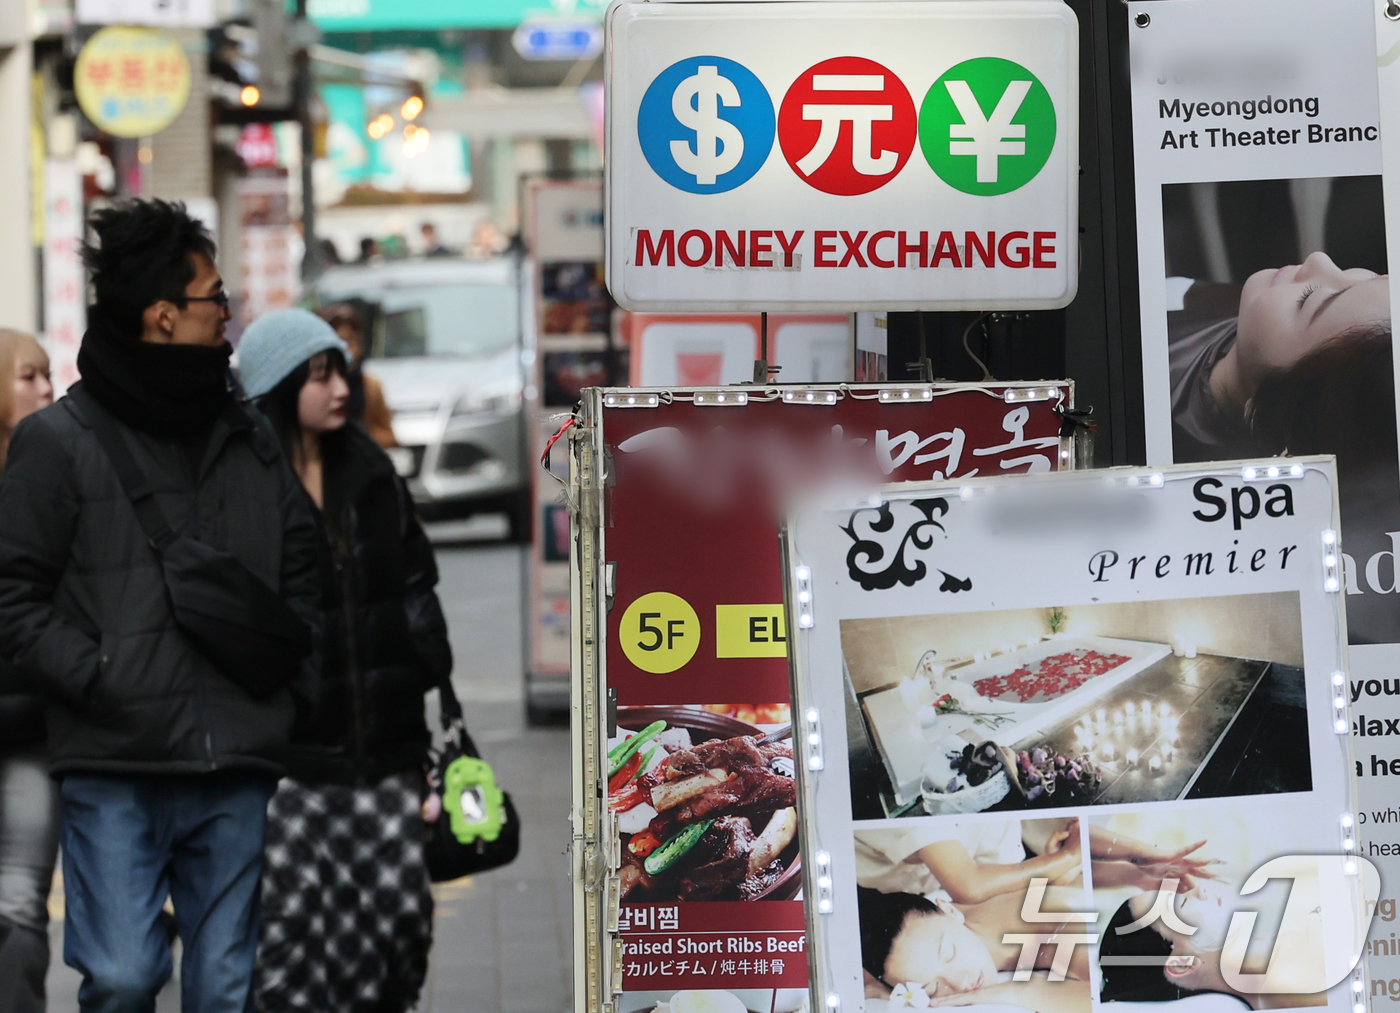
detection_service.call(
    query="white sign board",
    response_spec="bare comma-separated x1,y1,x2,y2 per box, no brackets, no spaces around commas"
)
1127,0,1384,468
526,178,604,262
782,460,1372,1013
76,0,215,27
605,0,1079,312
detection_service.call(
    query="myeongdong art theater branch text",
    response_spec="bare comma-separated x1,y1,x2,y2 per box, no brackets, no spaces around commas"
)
605,1,1078,312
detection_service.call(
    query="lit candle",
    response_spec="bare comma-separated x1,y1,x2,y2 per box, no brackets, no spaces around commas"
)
1126,748,1140,765
1149,755,1162,772
1102,742,1116,760
1095,709,1105,723
1114,710,1125,726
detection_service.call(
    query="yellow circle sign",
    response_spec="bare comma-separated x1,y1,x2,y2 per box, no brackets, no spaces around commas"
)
620,592,701,674
75,27,191,139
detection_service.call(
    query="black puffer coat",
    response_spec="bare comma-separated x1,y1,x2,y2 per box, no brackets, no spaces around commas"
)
0,387,321,775
280,425,451,786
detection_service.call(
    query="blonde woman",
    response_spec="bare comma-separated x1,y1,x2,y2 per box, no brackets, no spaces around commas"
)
0,331,53,462
0,329,55,1013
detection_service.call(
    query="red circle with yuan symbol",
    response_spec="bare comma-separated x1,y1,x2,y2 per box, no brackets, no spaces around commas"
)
778,56,917,195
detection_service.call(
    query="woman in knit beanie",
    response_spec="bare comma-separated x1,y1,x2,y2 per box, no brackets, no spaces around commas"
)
238,308,451,1012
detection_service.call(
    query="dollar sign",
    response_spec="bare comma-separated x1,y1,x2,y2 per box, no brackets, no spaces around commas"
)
669,65,745,185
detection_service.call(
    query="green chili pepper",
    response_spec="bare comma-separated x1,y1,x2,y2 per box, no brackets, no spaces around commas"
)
643,819,716,875
636,746,659,780
608,720,665,778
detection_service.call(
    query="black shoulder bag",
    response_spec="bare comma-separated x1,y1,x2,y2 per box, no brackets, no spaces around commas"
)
72,387,312,700
425,672,520,881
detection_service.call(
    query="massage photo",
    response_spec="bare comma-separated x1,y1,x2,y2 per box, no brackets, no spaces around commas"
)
854,817,1218,1013
1092,805,1344,1012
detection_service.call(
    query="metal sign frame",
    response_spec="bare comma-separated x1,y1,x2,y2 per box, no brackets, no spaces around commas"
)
569,381,1081,1012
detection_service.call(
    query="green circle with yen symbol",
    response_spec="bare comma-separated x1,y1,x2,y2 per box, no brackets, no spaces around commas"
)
920,57,1057,196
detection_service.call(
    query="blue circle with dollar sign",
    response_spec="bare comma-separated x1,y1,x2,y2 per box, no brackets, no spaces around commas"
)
637,56,775,194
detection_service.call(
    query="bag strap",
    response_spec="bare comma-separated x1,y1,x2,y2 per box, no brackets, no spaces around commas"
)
69,387,180,553
435,671,484,759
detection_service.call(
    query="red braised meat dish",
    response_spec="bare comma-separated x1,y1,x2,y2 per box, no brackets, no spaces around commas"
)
608,721,798,902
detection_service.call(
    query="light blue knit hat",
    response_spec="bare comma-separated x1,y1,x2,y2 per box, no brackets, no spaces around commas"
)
237,308,351,400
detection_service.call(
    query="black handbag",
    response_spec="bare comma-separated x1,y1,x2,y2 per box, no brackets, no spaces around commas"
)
425,672,520,882
73,387,312,700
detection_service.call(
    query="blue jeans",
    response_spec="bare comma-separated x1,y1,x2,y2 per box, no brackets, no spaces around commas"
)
59,772,276,1013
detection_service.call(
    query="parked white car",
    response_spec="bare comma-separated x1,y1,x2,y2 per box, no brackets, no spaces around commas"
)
314,257,529,540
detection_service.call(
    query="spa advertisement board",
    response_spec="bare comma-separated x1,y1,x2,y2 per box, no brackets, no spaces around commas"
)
1126,0,1400,997
569,383,1074,1013
782,460,1372,1013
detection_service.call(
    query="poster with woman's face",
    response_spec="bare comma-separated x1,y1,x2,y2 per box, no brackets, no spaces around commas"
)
1128,4,1400,993
1161,175,1397,646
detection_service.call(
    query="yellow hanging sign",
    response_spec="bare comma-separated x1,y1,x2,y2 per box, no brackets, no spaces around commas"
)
75,27,191,138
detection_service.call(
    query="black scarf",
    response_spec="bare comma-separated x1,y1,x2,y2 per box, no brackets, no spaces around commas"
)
77,310,235,438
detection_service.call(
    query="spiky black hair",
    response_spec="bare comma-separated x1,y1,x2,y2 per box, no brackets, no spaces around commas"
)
81,198,217,337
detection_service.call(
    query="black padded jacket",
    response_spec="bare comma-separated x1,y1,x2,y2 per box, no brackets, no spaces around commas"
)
277,425,451,786
0,386,321,775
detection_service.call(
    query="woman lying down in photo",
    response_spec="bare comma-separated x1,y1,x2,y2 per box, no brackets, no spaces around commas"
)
1098,854,1332,1011
856,818,1218,1013
858,885,1092,1013
1169,250,1392,465
1168,250,1399,644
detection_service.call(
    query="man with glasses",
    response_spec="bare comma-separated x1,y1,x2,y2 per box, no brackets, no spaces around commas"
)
0,199,320,1011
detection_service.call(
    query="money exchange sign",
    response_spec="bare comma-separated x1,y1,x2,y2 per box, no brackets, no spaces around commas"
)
606,0,1078,312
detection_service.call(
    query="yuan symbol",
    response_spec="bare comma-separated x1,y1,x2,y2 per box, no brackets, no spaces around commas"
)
946,79,1032,183
798,74,896,176
670,65,745,185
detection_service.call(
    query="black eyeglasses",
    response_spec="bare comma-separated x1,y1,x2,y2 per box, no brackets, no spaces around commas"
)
181,291,230,310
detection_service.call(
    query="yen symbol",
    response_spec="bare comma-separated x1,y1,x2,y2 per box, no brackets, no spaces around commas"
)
920,57,1056,196
947,79,1032,183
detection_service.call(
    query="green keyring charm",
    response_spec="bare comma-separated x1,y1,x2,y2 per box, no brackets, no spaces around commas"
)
442,755,506,845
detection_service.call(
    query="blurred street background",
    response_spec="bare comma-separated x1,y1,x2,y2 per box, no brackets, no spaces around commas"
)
1,0,609,387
